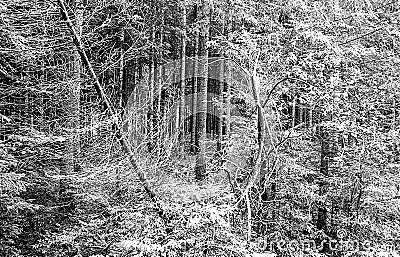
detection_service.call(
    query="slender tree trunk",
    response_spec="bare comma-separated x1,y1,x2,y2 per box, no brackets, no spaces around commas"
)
393,98,396,128
148,26,156,151
118,31,125,111
190,29,199,153
128,62,136,143
116,31,125,196
216,14,226,150
235,56,267,242
66,0,82,173
194,2,209,180
299,104,303,125
225,12,233,140
217,57,225,154
38,63,44,131
178,0,187,142
157,14,165,154
292,95,296,128
59,0,82,214
317,125,329,231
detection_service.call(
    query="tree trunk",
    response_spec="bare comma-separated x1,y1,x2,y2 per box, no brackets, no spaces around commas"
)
118,31,125,111
148,26,156,151
225,12,233,140
66,0,82,173
393,98,396,128
317,125,329,231
216,57,225,154
194,2,209,181
216,12,225,155
292,95,296,128
235,55,267,242
178,0,186,142
190,28,199,153
157,14,165,154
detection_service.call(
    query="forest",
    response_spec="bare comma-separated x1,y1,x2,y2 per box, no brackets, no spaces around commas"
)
0,0,400,256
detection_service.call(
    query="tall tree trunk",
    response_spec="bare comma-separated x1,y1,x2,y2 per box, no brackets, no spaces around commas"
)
317,125,329,231
116,30,125,197
148,26,156,151
118,31,125,111
217,13,225,155
216,57,225,154
393,98,397,128
38,63,44,132
225,12,233,140
190,29,199,153
178,0,187,142
235,55,267,242
59,0,83,214
157,14,164,154
127,61,136,143
66,0,82,173
194,2,209,180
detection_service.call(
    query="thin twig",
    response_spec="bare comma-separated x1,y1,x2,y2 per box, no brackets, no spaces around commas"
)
246,192,252,242
339,27,383,46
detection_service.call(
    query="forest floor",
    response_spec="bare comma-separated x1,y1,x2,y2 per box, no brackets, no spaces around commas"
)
48,140,249,257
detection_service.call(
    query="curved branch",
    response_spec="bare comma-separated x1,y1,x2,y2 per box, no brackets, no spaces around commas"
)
262,76,289,109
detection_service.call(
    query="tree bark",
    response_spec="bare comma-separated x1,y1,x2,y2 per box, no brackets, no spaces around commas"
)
292,95,296,128
217,12,225,155
194,2,209,181
118,31,125,111
66,0,82,173
178,0,187,141
225,12,233,140
393,98,397,128
148,26,156,151
157,14,165,154
190,29,199,153
217,57,225,154
317,125,329,231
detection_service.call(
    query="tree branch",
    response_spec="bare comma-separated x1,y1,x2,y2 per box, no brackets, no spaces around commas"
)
339,27,383,46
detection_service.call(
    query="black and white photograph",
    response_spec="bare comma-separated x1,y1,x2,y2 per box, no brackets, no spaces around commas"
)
0,0,399,256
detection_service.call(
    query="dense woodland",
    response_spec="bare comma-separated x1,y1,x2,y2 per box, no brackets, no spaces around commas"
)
1,0,400,256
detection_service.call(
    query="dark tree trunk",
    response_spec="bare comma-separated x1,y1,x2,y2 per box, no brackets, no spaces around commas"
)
178,0,187,142
317,125,329,231
190,29,199,153
194,2,209,181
